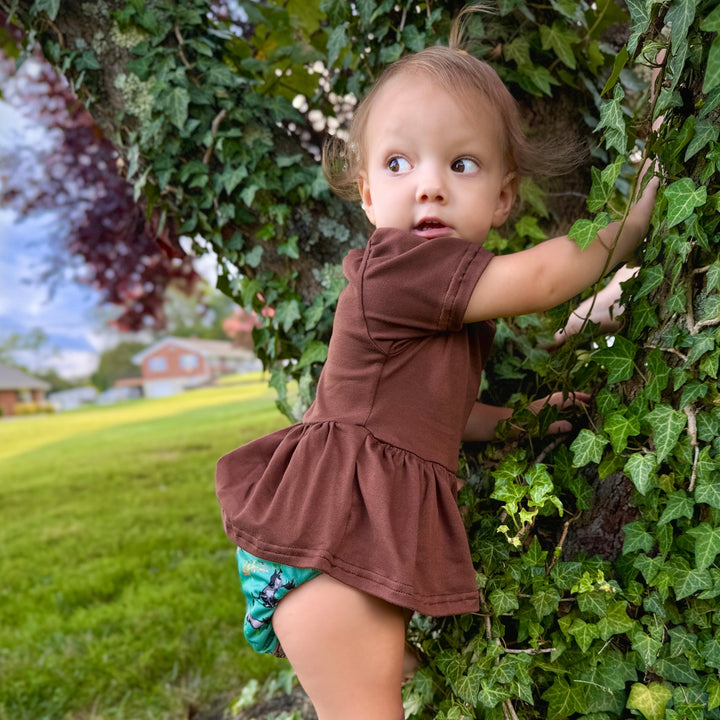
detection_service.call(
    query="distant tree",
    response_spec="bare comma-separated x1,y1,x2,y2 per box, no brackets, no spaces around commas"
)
90,340,145,391
162,279,238,339
0,328,56,370
33,367,76,392
0,16,199,331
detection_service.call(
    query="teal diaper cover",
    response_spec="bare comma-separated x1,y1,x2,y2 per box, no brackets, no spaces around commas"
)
236,547,321,656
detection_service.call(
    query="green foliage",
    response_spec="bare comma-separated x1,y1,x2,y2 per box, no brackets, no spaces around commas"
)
400,0,720,716
91,340,145,390
0,379,288,719
15,0,720,717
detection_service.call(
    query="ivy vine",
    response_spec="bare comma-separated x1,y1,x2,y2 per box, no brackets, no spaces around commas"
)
9,0,720,718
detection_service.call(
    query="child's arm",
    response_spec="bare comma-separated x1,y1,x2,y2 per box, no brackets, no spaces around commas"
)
462,392,591,442
463,171,659,323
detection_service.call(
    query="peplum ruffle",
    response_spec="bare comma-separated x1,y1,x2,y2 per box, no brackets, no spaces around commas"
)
217,419,480,615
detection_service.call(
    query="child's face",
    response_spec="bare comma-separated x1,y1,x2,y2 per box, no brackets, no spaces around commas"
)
357,74,516,245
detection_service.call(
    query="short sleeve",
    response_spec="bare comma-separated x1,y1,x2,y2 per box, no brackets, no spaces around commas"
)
356,227,494,340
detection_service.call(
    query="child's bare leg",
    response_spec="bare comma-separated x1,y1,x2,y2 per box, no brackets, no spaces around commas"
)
272,573,405,720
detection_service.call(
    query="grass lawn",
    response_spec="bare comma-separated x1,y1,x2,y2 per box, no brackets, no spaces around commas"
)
0,374,291,720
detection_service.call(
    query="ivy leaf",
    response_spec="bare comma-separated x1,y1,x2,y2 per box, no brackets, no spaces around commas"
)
685,119,719,161
664,178,707,227
596,600,635,639
571,429,608,466
596,84,627,153
489,586,520,615
672,566,712,600
326,22,348,67
703,5,720,31
652,656,700,684
645,405,686,463
625,0,651,53
631,629,663,667
593,336,638,383
605,412,641,454
703,36,720,94
33,0,60,20
633,554,664,584
709,680,720,712
550,561,583,590
436,650,467,686
577,591,609,616
274,299,302,332
319,0,349,25
635,265,664,299
665,0,696,51
623,521,655,554
686,331,716,364
532,586,561,619
626,683,672,720
165,87,190,130
477,683,510,709
602,46,629,96
644,349,671,402
693,524,720,570
629,297,659,339
539,21,578,69
219,166,249,195
624,453,657,495
453,664,484,705
658,490,695,526
569,618,599,652
542,677,587,720
296,340,328,369
568,212,610,250
695,475,720,509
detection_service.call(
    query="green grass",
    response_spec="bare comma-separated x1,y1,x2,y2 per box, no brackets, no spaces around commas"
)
0,374,291,720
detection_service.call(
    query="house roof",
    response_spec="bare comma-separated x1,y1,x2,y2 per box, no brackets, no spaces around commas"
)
132,336,254,364
0,363,51,391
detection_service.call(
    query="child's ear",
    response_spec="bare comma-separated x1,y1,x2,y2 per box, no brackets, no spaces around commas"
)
491,171,518,227
357,172,376,226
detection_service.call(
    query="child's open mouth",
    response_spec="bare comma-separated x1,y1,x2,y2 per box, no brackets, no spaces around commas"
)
416,220,444,231
413,219,452,237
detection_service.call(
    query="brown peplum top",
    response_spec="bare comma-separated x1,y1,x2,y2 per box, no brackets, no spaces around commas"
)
216,227,496,616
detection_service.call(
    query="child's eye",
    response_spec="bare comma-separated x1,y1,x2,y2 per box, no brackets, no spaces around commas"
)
451,158,480,174
386,156,411,173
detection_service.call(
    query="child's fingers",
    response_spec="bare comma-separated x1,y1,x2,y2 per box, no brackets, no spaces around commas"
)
547,419,572,435
548,391,591,409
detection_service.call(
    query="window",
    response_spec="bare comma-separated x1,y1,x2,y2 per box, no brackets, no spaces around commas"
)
148,356,167,373
180,354,199,371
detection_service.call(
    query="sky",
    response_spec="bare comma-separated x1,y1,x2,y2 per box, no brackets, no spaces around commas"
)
0,206,107,378
0,95,112,378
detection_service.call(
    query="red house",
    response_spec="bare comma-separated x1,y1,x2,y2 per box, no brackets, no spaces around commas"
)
0,363,51,417
132,337,258,398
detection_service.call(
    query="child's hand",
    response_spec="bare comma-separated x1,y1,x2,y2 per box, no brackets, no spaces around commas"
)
551,264,639,347
528,391,591,434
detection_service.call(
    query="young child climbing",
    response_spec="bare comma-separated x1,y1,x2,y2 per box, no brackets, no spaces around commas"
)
216,10,659,720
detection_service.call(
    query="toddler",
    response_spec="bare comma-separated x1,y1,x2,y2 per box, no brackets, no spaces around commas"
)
216,11,658,719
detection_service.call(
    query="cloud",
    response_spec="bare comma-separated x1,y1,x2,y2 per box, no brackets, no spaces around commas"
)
0,209,103,377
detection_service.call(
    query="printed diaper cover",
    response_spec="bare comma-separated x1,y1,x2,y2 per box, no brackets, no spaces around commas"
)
236,546,321,656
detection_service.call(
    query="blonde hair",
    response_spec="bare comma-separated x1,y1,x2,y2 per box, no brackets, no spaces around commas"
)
323,6,576,201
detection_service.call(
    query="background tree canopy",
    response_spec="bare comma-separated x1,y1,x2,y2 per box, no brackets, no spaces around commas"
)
3,0,720,718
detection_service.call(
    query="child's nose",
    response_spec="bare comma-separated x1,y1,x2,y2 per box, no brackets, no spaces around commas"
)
416,168,446,203
416,182,446,203
417,186,445,202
